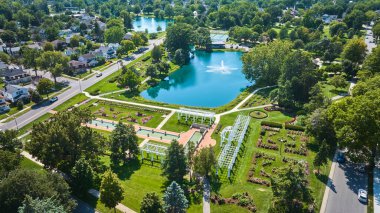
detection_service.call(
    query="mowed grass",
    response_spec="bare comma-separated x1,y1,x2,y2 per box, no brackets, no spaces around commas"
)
54,93,89,112
98,155,167,212
240,87,275,109
86,100,168,128
210,109,331,212
17,113,52,136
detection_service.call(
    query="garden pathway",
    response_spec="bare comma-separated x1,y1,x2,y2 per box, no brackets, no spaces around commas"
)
203,177,211,213
156,110,175,130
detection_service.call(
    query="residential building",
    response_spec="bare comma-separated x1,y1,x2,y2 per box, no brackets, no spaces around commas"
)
322,14,338,24
0,61,7,76
69,60,87,75
2,84,30,103
51,40,67,50
92,46,116,59
26,43,43,51
97,21,106,31
123,32,133,40
3,65,31,84
65,47,79,56
78,53,96,63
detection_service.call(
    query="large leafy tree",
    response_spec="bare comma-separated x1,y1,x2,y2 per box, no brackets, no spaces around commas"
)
163,181,188,213
0,150,21,179
165,23,193,60
37,78,54,98
118,40,135,56
110,122,139,166
100,170,124,211
151,45,163,62
242,40,292,85
118,68,141,91
162,140,187,184
105,27,125,44
0,130,22,152
313,140,329,174
341,38,367,64
269,164,313,212
0,169,76,212
363,46,380,74
22,47,41,76
121,10,133,29
71,158,94,195
140,192,164,213
327,88,380,164
36,51,69,84
18,195,66,213
194,146,216,178
27,108,104,172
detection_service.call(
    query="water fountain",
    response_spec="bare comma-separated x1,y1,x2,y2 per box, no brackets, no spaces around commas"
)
206,60,238,74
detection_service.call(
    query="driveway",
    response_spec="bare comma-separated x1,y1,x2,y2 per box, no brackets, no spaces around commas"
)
324,160,367,213
365,29,377,54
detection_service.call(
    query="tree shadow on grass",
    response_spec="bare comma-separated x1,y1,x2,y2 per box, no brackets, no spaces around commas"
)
111,158,141,181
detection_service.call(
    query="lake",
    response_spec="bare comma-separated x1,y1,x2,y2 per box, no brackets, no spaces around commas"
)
133,17,172,33
141,51,250,107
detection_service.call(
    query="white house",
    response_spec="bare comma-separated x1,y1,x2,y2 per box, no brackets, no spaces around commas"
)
3,65,31,84
78,53,97,63
2,84,30,103
65,47,80,56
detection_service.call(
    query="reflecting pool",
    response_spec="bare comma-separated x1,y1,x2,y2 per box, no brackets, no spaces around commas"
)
132,16,172,33
141,51,250,107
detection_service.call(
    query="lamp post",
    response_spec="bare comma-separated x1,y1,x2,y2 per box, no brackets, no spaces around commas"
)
13,114,18,130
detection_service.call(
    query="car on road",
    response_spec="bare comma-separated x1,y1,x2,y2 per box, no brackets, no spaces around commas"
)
96,73,102,77
358,189,368,203
49,96,58,103
337,153,346,163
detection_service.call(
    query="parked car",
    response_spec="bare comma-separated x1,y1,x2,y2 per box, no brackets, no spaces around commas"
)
358,189,368,203
337,153,345,163
49,96,58,103
96,73,102,77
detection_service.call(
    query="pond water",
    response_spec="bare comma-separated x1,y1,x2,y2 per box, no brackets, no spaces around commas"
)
141,51,250,107
132,16,172,33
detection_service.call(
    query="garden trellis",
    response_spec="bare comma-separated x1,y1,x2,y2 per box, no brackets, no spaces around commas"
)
217,114,251,178
140,142,168,164
176,108,215,125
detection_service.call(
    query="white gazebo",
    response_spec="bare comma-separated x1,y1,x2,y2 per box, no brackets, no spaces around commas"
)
176,108,215,125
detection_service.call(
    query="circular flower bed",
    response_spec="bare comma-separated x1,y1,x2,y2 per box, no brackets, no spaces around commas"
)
249,110,268,119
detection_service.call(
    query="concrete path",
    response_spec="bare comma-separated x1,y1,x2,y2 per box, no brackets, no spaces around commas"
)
203,178,211,213
374,164,380,213
156,110,175,130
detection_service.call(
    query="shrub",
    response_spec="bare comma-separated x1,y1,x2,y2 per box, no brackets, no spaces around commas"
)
261,121,282,128
284,124,305,131
142,56,151,62
108,76,118,83
89,89,100,96
17,100,24,110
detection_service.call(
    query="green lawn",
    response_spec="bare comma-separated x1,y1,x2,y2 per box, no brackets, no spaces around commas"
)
320,80,349,99
20,157,44,172
86,100,169,128
240,87,275,109
209,109,331,212
54,93,89,112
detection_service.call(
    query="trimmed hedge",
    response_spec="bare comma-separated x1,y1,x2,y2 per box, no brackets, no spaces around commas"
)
284,124,305,131
142,56,151,62
260,121,282,128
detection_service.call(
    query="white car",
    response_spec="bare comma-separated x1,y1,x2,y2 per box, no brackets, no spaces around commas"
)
358,189,368,203
96,73,102,77
49,96,58,103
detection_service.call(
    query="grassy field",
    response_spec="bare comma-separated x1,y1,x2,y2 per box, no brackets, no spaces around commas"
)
240,87,275,109
17,113,52,136
320,80,350,99
86,100,169,128
54,93,89,111
209,109,331,212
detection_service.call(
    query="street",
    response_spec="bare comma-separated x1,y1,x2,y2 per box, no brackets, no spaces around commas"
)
0,38,164,130
324,161,367,213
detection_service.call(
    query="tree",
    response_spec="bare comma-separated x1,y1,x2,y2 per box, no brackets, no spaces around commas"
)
329,21,347,37
0,150,21,179
173,49,188,66
194,146,216,178
373,22,380,41
0,129,22,152
37,78,54,98
110,122,139,166
0,52,10,63
352,75,380,97
0,169,76,212
100,170,124,211
279,28,288,39
105,27,125,44
43,42,54,51
269,164,313,212
131,34,143,47
242,40,292,85
186,141,195,181
329,75,348,89
341,38,367,64
30,90,43,103
163,181,188,213
22,47,41,76
195,27,211,50
118,40,135,55
363,46,380,74
162,140,187,184
37,51,69,84
313,140,329,174
165,23,193,60
121,11,133,29
70,35,80,47
267,29,278,40
140,192,164,213
27,108,104,171
146,65,158,79
118,68,141,91
151,45,163,62
71,158,94,195
157,62,170,76
18,195,66,213
16,100,24,110
0,30,17,45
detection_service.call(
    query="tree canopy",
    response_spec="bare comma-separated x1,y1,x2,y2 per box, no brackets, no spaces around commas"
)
162,140,187,184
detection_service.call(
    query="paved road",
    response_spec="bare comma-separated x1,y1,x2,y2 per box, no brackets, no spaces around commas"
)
364,28,377,54
0,38,164,130
324,160,367,213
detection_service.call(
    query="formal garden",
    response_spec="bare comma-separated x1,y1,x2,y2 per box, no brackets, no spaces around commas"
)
240,87,274,109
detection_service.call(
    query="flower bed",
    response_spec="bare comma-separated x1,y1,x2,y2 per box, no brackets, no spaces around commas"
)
211,193,257,212
249,110,268,119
